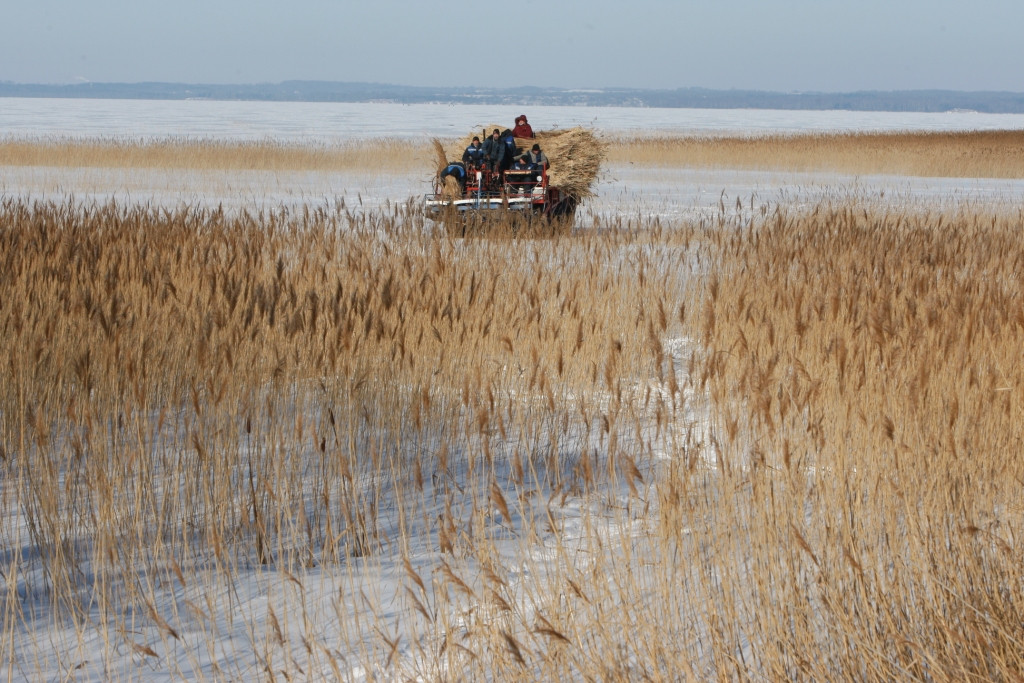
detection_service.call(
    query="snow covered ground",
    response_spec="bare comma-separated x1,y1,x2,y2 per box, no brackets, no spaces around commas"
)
2,99,1024,680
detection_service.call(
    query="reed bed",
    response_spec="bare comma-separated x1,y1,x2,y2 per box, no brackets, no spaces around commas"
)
1,194,1022,680
680,199,1024,680
0,137,421,172
0,198,692,679
608,129,1024,178
8,129,1024,180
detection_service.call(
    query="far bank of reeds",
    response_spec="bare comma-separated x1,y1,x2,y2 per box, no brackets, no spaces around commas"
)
607,128,1024,177
6,129,1024,178
0,137,420,171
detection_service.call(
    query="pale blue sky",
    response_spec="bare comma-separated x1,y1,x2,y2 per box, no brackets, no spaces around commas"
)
3,0,1022,92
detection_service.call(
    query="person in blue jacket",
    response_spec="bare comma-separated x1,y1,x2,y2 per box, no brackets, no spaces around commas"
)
439,161,467,191
500,129,518,171
462,136,485,169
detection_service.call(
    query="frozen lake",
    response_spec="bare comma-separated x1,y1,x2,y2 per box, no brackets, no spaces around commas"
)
3,97,1024,141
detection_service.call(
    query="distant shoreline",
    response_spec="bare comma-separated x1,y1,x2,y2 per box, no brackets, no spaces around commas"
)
3,80,1024,114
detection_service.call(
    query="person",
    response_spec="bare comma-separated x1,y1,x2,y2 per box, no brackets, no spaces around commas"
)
481,128,505,173
523,143,550,170
500,129,518,171
513,115,534,138
462,136,485,168
513,153,535,171
509,154,538,194
439,161,467,192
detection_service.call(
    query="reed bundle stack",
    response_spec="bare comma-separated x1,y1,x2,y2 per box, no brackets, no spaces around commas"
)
527,127,604,199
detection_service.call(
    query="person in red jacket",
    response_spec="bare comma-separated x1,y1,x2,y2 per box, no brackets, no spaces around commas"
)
513,115,534,138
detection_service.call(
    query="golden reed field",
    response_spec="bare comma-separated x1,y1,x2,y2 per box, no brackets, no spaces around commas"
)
1,131,1023,680
4,128,1024,177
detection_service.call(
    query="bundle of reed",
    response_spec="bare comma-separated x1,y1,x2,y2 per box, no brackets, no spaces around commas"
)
440,175,462,199
432,138,449,174
536,127,605,199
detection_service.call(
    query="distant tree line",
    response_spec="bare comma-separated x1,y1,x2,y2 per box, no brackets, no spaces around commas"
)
2,80,1024,113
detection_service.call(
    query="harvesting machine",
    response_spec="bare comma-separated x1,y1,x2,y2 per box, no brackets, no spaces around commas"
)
423,126,602,233
424,162,578,223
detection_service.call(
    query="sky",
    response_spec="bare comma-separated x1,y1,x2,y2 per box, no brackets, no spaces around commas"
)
3,0,1023,93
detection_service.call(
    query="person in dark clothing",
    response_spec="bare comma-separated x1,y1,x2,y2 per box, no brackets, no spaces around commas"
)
513,155,535,171
509,153,538,194
462,136,485,168
513,115,534,138
500,129,518,171
439,161,467,191
523,143,550,170
481,128,504,172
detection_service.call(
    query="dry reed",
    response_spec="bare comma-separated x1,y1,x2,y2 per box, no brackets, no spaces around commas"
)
606,128,1024,178
0,197,682,679
0,137,420,171
2,187,1022,680
8,129,1020,180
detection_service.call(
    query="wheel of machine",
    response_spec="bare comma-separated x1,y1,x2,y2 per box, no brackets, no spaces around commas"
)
547,195,578,220
543,196,577,236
